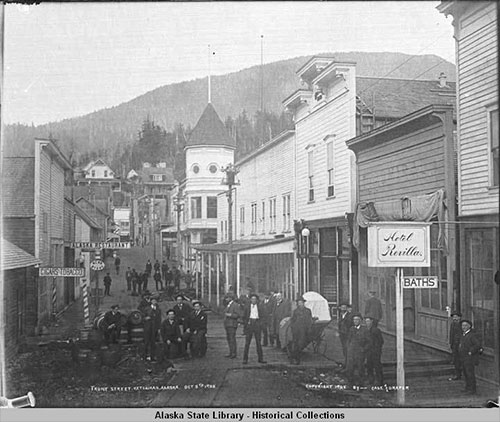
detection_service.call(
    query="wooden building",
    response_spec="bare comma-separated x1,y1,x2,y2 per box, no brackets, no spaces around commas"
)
347,104,456,350
438,0,499,385
1,239,41,360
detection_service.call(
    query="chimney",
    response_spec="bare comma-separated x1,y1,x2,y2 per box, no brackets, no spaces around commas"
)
438,72,448,88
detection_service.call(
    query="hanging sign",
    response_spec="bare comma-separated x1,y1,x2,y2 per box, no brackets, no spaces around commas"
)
367,222,431,267
70,242,131,249
39,267,85,277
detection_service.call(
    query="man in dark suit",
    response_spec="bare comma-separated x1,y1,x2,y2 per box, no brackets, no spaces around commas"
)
365,316,384,385
459,319,482,394
185,301,208,358
173,295,192,334
338,302,353,365
224,293,241,358
448,311,463,381
290,296,313,365
161,309,184,359
143,297,162,361
242,294,266,364
271,292,292,349
364,291,383,327
346,313,371,386
102,305,122,345
261,291,275,347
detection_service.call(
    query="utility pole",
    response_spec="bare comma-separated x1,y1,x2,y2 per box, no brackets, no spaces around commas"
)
222,164,240,292
173,188,184,266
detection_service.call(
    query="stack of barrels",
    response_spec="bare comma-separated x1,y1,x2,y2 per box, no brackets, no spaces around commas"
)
127,310,144,343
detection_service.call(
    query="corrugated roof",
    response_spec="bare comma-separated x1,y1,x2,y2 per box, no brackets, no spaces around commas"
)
2,158,35,217
186,103,235,148
356,76,456,120
1,238,40,270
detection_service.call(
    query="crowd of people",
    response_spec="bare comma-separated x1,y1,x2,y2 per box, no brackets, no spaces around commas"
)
99,253,483,394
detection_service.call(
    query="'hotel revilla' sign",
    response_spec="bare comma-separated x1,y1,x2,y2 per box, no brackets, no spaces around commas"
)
367,222,431,267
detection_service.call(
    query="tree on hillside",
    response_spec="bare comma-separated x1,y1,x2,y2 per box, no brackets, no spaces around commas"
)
130,117,170,169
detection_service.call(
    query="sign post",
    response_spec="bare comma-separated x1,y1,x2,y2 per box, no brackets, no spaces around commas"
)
368,222,431,406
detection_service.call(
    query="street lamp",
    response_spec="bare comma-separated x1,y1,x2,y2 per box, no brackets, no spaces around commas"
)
221,163,240,293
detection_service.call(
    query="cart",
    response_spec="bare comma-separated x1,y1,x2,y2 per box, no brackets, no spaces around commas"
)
279,291,332,356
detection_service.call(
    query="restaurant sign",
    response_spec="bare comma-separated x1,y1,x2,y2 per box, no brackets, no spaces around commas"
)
367,222,431,267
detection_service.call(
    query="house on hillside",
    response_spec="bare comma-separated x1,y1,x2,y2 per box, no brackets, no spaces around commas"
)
76,159,121,192
438,0,499,385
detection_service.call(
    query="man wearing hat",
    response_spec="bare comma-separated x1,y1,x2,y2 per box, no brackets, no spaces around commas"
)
223,293,241,359
271,292,292,349
242,294,266,364
161,309,184,359
173,295,192,334
261,291,276,347
290,296,313,365
102,305,122,345
458,319,482,394
365,316,384,385
185,301,208,358
138,290,151,314
448,311,462,381
143,297,162,361
346,313,370,386
338,302,353,365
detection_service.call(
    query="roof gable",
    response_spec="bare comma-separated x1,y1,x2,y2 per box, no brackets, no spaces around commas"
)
187,103,235,148
356,76,456,120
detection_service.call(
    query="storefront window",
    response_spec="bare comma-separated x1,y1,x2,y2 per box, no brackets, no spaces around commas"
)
320,258,337,303
309,229,320,255
467,228,497,350
320,228,336,256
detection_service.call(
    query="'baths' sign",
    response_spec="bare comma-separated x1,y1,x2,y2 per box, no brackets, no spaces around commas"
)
367,222,431,268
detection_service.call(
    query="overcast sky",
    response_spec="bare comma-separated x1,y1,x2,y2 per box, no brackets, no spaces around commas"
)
3,1,455,126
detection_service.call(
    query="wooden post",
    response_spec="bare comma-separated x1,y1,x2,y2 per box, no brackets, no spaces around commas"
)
216,254,220,306
201,253,205,299
208,253,212,303
236,253,241,297
396,267,405,405
195,253,199,298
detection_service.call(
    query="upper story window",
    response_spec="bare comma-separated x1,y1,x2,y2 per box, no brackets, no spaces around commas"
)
207,196,217,219
488,106,499,187
327,141,335,197
308,150,314,202
251,203,257,235
190,197,202,219
239,206,245,236
282,194,291,232
261,200,266,233
269,197,277,233
152,174,163,182
209,164,218,174
91,170,96,177
104,170,108,177
192,164,200,174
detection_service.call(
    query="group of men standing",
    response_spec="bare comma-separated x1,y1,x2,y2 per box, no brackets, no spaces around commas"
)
124,259,183,296
138,292,207,361
336,291,385,386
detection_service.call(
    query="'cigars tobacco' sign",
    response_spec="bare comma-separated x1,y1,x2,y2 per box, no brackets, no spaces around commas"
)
367,223,431,267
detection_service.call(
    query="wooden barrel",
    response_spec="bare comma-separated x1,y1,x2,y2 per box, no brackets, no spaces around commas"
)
128,310,143,326
93,312,106,331
130,325,144,343
118,328,129,344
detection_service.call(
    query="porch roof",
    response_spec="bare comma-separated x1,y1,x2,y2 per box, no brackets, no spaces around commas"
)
192,236,295,255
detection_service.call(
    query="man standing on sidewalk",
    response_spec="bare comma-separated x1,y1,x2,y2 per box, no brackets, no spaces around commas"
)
459,319,482,395
365,316,384,385
271,292,291,349
338,302,353,366
242,294,266,364
448,311,463,381
161,260,169,284
224,293,240,359
114,254,121,275
103,273,112,296
346,313,370,386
